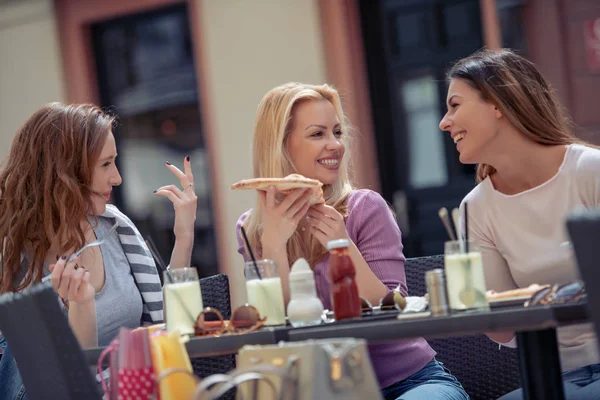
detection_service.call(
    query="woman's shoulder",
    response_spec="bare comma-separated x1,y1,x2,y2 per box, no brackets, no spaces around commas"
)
347,189,385,207
457,180,495,224
236,209,253,228
102,204,127,220
461,178,493,205
102,204,136,228
568,143,600,174
346,189,392,217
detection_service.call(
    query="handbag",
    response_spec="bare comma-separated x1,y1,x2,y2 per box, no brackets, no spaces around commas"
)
234,338,383,400
151,330,197,400
155,338,382,400
97,327,158,400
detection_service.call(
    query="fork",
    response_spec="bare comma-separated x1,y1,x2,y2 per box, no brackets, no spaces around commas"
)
41,222,119,283
67,222,119,263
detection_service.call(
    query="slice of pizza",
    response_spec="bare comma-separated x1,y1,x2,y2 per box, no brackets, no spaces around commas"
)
230,174,325,205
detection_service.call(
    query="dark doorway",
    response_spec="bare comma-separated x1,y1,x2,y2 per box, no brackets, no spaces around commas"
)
359,0,484,257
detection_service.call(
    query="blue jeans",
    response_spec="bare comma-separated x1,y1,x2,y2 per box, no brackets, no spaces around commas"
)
381,359,469,400
499,363,600,400
0,337,27,400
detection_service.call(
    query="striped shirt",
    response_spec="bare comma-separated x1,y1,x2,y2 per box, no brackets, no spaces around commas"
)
101,205,164,325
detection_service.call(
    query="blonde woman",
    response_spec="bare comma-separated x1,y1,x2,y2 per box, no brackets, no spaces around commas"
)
236,83,468,400
440,49,600,398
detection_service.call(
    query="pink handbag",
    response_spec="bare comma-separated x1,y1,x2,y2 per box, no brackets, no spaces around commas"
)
97,328,158,400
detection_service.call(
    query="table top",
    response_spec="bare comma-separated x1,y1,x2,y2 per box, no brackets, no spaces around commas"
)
85,302,589,365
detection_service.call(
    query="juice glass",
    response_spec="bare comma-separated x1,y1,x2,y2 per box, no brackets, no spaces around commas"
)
444,240,489,311
244,260,286,326
164,267,203,335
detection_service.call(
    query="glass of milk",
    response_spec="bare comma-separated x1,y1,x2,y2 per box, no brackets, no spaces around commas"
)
244,260,286,326
444,240,489,312
164,267,203,335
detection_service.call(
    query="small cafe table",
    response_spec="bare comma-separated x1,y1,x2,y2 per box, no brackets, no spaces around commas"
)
85,302,589,400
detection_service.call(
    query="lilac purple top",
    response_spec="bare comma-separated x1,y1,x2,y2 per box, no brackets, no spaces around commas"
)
236,189,436,388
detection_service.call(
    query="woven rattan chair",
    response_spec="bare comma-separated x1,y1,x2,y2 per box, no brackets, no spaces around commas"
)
193,273,237,399
405,255,521,399
0,282,101,400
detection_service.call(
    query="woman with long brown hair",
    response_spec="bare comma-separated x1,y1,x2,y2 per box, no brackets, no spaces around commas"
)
439,48,600,398
0,102,197,398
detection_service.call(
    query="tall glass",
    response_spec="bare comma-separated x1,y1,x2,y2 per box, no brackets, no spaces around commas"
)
444,240,489,311
244,260,286,326
164,267,203,335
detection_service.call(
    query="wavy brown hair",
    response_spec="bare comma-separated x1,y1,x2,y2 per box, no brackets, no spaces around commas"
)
447,48,588,182
0,103,114,293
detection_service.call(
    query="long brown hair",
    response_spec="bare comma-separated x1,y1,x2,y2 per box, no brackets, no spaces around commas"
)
244,83,354,267
0,103,114,293
447,48,586,182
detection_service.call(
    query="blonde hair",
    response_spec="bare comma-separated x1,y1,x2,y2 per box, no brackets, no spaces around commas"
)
448,48,588,182
243,82,354,267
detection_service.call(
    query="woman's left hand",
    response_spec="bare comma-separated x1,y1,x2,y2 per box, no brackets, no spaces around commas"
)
307,204,349,248
154,156,197,238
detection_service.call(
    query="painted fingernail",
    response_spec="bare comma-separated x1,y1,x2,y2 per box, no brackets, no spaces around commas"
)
153,189,158,194
60,255,67,260
165,161,172,165
185,155,190,162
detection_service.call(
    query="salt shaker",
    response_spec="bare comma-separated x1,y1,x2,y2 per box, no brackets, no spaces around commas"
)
426,269,450,316
287,258,324,327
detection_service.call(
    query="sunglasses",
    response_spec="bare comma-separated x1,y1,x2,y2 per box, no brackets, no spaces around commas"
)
524,281,586,307
360,297,373,313
194,305,266,337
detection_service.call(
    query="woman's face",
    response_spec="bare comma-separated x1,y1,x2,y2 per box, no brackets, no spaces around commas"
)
90,131,122,214
286,99,345,185
439,78,501,164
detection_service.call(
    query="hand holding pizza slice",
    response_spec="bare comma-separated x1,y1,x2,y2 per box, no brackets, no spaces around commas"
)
230,174,325,205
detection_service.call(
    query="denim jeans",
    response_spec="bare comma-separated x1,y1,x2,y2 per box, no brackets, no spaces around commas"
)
381,359,469,400
499,363,600,400
0,337,27,400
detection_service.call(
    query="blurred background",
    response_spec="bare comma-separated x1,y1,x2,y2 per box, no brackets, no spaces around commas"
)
0,0,598,306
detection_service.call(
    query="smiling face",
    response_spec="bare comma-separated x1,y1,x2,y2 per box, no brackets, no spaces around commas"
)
439,78,502,164
90,131,122,214
286,99,345,185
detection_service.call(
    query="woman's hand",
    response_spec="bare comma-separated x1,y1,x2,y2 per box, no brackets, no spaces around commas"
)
307,204,349,249
154,156,198,239
49,256,95,304
260,186,313,248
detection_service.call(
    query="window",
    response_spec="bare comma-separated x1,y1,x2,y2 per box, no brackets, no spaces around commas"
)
92,4,218,276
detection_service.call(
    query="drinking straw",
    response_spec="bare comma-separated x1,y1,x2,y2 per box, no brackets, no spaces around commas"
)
464,202,470,254
145,235,167,273
241,226,262,280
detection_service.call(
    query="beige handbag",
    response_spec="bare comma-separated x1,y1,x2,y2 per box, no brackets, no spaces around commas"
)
235,338,383,400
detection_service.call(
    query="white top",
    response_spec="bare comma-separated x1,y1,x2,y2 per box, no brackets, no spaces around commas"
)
461,144,600,372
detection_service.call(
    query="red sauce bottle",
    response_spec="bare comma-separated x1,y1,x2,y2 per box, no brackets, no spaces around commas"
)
327,239,361,320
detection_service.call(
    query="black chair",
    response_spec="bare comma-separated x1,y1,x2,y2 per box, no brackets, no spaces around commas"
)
0,282,101,400
405,255,521,400
567,208,600,344
194,273,237,400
